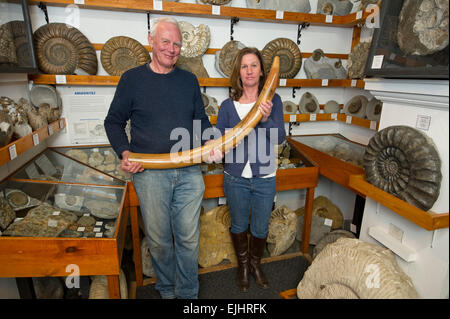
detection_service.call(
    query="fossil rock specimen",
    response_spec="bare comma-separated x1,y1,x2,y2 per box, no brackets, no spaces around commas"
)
298,92,320,114
215,40,246,78
397,0,449,56
199,205,236,267
101,36,150,76
84,199,120,219
312,229,356,259
65,149,89,164
343,95,368,118
295,196,343,230
297,238,419,298
0,196,15,230
176,55,209,78
282,100,298,114
364,126,442,211
267,205,298,256
304,49,347,79
365,97,382,121
262,38,302,78
3,204,78,237
89,269,128,299
347,41,371,79
297,215,331,245
140,238,156,277
33,23,97,75
178,21,210,58
201,93,218,116
0,21,17,65
323,100,340,113
317,0,353,16
197,0,232,4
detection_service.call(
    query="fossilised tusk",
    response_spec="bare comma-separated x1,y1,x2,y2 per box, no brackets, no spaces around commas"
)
128,56,280,169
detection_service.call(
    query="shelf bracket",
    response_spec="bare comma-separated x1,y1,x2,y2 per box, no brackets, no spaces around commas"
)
147,12,151,34
288,122,300,136
230,17,239,41
203,86,206,94
292,86,301,99
38,2,49,24
297,22,310,45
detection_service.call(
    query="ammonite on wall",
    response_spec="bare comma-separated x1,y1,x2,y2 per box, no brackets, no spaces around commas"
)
215,40,245,78
304,48,347,79
397,0,449,56
297,238,418,298
178,21,210,58
101,36,150,76
365,97,382,121
298,92,319,114
246,0,311,13
317,0,353,16
261,38,302,79
363,125,442,211
343,95,368,118
33,23,97,75
197,0,232,5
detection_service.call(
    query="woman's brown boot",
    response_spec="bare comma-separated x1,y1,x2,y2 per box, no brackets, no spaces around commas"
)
249,234,269,289
231,231,250,292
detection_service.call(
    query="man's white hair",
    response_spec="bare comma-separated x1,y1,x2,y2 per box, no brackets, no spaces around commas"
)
149,16,182,39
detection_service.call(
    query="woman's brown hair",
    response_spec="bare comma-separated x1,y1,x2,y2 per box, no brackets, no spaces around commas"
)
229,47,267,101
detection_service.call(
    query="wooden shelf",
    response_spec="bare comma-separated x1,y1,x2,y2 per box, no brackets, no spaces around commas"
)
208,113,378,131
28,0,372,27
29,74,365,89
0,118,66,168
348,174,449,231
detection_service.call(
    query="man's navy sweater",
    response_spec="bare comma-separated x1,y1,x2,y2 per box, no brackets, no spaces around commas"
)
104,64,212,158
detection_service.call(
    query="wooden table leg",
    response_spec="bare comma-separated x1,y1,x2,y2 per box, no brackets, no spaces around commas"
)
301,187,315,254
130,206,143,287
107,275,121,299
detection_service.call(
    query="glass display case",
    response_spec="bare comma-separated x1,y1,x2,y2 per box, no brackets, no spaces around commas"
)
0,147,128,298
0,0,39,73
291,134,365,168
364,0,449,79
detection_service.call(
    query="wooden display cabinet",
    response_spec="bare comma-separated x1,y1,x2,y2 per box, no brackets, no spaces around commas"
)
0,147,129,299
51,142,319,294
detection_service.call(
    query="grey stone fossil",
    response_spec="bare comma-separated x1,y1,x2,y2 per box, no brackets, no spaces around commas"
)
363,125,442,211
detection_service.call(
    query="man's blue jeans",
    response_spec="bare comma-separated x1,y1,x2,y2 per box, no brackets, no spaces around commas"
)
223,173,276,238
132,165,204,299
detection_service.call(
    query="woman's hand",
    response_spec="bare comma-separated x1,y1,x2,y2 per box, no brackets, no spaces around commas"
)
259,100,273,123
205,140,223,163
121,150,144,173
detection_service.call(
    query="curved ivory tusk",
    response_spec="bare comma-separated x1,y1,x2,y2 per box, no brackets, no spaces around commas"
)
128,56,280,169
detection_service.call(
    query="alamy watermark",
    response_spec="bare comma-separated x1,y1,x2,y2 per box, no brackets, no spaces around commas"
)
65,263,80,289
169,120,280,175
364,4,380,29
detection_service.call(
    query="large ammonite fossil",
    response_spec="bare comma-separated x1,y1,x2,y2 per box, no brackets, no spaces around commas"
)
178,21,210,59
297,238,418,299
262,38,301,79
216,40,246,78
299,92,319,114
128,56,280,169
397,0,449,56
33,23,97,75
101,36,150,76
363,125,442,211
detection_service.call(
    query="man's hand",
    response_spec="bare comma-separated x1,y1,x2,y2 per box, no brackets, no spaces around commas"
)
121,150,144,173
205,140,223,163
259,100,273,123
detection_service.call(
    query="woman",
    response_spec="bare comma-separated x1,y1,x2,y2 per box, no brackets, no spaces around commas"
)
216,47,286,292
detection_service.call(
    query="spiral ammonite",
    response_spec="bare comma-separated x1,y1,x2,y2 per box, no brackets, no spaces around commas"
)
178,21,210,58
262,38,302,78
34,23,97,75
101,36,150,76
363,126,442,211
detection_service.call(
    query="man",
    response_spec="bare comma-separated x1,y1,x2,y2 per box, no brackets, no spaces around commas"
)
104,17,217,299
